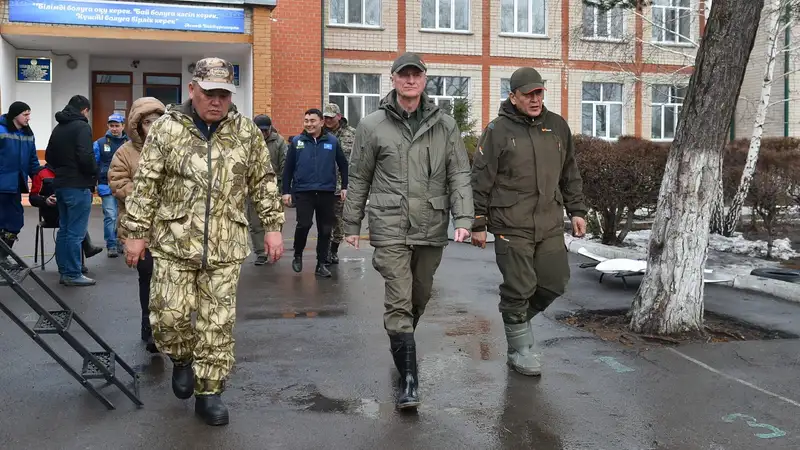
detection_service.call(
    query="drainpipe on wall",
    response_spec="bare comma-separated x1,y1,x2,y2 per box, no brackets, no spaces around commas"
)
321,0,325,106
784,21,790,137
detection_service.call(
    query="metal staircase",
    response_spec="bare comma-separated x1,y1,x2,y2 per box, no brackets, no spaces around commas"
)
0,239,143,410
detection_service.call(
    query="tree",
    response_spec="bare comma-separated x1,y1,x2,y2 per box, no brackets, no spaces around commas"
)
602,0,765,335
442,97,479,164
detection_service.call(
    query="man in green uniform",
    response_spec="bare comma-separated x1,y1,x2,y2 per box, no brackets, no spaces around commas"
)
344,52,474,409
249,114,288,265
322,103,355,264
121,57,285,426
471,67,587,377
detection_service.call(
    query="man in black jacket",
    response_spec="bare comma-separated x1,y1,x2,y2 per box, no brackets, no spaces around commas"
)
45,95,97,286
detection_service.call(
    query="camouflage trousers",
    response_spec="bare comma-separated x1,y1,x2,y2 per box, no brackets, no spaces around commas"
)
150,257,242,394
331,196,345,244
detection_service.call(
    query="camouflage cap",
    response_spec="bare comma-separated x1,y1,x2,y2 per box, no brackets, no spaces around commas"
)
192,57,237,93
509,67,546,94
323,103,341,118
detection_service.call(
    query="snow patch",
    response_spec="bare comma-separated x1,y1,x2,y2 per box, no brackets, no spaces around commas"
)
619,230,800,261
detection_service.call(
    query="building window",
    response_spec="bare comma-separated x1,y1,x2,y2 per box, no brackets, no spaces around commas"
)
651,84,685,140
500,78,546,105
500,0,546,36
652,0,691,44
581,82,623,139
328,73,381,127
421,0,470,31
582,4,624,40
330,0,380,27
144,73,182,107
425,76,470,113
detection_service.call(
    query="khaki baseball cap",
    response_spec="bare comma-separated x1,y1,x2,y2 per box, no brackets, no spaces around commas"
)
509,67,546,94
192,57,237,93
391,52,427,74
323,103,341,118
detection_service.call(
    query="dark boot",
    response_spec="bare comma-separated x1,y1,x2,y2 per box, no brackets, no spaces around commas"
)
315,263,332,278
81,234,103,258
171,359,195,399
390,333,420,409
328,242,340,264
140,317,152,342
412,306,423,331
195,380,229,426
0,232,18,269
292,255,302,273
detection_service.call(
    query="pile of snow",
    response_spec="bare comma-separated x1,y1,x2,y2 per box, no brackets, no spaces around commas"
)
620,230,800,261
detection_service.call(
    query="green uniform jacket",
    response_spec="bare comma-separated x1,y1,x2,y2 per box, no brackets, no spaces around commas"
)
121,100,285,269
329,122,355,194
265,127,288,188
343,91,474,247
472,101,587,242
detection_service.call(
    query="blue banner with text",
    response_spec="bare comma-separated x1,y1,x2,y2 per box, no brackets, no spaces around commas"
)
9,0,245,34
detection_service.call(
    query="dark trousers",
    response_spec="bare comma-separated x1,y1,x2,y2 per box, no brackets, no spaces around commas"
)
137,249,153,322
293,190,336,263
0,192,24,235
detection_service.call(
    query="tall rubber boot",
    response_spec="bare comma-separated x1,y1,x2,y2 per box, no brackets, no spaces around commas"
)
82,233,103,258
390,333,420,409
503,319,542,376
194,380,229,426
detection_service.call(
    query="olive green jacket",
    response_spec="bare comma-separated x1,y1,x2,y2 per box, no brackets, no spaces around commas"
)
343,91,474,246
472,101,586,242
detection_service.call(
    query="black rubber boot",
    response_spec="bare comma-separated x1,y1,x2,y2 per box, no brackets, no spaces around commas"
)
390,333,420,409
195,394,229,426
328,242,340,264
82,234,103,258
171,359,194,399
315,263,332,278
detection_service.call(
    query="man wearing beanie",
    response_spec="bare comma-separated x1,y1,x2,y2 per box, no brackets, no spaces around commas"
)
0,101,41,269
93,113,128,257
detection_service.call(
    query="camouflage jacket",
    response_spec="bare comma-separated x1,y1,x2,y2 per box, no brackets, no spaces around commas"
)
329,122,355,194
120,100,284,269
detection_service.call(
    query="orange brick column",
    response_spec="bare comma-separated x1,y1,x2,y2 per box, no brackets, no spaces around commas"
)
270,0,323,136
252,6,274,117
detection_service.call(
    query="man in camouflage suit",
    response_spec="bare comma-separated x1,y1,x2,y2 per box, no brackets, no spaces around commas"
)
248,114,287,265
121,58,285,426
322,103,355,264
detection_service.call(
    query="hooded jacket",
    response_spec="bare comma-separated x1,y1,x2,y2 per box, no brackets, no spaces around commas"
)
119,99,285,269
108,97,166,242
471,100,587,242
342,91,474,247
0,114,40,194
93,130,128,196
264,126,287,187
45,105,97,190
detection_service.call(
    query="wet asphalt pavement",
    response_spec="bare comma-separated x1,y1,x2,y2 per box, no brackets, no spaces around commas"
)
1,207,799,449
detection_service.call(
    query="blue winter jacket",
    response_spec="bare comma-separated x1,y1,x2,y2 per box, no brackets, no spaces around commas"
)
0,114,41,194
282,130,349,194
93,131,128,196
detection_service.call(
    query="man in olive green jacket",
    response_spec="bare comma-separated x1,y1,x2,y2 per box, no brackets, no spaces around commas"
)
122,58,285,426
343,52,474,410
471,67,587,377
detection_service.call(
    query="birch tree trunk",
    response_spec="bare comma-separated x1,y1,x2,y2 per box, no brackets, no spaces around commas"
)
630,0,765,335
721,0,788,236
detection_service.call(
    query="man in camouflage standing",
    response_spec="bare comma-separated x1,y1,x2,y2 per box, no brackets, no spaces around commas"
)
322,103,355,264
471,67,587,377
121,58,285,426
248,114,287,265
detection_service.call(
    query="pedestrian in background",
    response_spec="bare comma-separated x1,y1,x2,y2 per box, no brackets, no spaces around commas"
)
248,114,287,265
93,113,128,258
321,103,355,265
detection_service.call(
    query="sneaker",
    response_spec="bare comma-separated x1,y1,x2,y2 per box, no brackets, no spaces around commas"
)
107,248,119,258
254,254,269,266
61,275,96,287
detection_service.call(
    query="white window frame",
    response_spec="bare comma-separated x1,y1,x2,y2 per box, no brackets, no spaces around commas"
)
425,76,470,113
421,0,471,32
327,72,382,128
651,0,692,44
581,82,624,140
500,77,547,106
582,3,624,41
651,84,685,140
499,0,548,37
329,0,381,27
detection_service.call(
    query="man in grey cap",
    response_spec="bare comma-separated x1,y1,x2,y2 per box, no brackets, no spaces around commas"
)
343,52,474,410
471,67,587,377
249,114,288,265
322,103,355,264
122,57,285,426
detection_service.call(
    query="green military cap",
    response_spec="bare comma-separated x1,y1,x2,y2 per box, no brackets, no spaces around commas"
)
192,57,237,93
391,52,427,74
509,67,546,94
323,103,341,118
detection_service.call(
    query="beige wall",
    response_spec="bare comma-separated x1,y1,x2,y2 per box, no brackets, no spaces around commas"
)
640,3,700,66
406,0,481,55
324,0,398,52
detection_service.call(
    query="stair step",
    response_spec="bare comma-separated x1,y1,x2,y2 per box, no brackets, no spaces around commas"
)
81,351,116,380
0,265,31,287
33,310,73,334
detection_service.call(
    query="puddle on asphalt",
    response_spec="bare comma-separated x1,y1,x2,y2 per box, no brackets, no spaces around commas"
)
243,308,347,320
282,385,395,418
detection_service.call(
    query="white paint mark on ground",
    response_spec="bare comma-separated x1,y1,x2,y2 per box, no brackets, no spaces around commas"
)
596,356,635,373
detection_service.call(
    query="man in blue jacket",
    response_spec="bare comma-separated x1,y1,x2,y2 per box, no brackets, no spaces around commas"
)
93,113,128,257
282,108,348,278
0,101,41,269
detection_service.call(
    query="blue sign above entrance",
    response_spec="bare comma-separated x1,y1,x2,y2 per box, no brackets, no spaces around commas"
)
8,0,246,34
